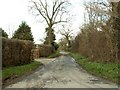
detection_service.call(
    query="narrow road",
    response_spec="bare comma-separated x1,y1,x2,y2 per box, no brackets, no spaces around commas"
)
6,54,117,88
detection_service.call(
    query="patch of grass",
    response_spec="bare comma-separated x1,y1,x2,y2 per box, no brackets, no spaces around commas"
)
48,51,61,58
70,53,119,83
2,61,43,80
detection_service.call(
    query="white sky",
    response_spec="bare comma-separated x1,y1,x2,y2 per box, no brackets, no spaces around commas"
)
0,0,85,44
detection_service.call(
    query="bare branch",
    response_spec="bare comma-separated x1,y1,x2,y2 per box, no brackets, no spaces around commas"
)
54,20,67,24
32,1,49,25
51,0,58,19
38,0,51,20
30,0,70,27
52,1,65,19
59,25,73,48
29,0,70,45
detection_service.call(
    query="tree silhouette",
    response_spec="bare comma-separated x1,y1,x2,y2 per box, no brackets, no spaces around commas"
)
30,0,70,45
12,21,34,41
0,28,8,38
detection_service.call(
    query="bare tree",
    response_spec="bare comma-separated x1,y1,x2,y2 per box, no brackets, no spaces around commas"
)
84,0,111,30
58,38,67,51
30,0,70,45
59,25,73,50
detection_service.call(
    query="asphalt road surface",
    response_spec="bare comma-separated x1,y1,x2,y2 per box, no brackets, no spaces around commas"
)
6,54,118,88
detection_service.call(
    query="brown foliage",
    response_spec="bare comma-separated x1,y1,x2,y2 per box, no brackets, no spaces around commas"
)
71,30,117,62
33,44,53,58
39,45,54,57
33,48,40,59
71,1,119,63
2,38,34,67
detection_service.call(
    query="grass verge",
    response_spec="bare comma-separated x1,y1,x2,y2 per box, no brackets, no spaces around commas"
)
70,53,119,84
48,51,61,58
2,61,43,81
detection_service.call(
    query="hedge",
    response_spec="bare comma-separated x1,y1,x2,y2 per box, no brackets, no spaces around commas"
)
2,38,34,68
40,45,54,57
33,48,40,58
33,44,54,58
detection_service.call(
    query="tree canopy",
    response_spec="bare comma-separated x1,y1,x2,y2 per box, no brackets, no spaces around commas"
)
30,0,70,45
12,21,34,41
0,28,8,38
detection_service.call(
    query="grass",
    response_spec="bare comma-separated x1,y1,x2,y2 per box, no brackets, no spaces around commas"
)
2,61,43,80
48,51,61,58
70,53,119,83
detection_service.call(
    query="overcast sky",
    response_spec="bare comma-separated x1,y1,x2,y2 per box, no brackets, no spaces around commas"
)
0,0,85,44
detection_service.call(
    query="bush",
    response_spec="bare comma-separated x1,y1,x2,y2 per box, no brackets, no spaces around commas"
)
33,48,40,59
39,45,53,57
71,30,118,63
2,38,34,68
33,44,54,58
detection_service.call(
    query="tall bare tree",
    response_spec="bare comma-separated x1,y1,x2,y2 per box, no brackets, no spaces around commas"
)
30,0,70,45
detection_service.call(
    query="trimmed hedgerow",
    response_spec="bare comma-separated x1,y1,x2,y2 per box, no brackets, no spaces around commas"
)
39,45,54,57
33,44,54,58
2,38,34,68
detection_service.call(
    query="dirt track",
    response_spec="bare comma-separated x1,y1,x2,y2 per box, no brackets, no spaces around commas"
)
6,55,117,88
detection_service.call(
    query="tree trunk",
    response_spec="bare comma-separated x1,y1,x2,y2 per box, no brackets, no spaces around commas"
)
112,2,120,62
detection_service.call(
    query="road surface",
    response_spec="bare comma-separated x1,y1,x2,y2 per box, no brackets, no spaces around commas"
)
6,55,118,88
